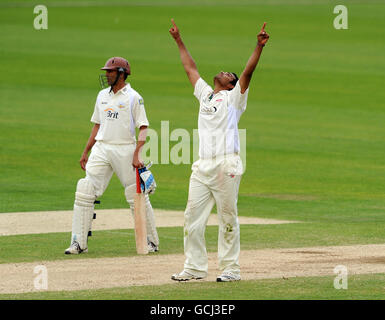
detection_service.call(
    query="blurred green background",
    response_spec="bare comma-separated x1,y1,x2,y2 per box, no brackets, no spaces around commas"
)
1,0,384,225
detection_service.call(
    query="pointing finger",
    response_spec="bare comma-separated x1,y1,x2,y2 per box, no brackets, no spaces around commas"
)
261,22,267,32
171,18,177,28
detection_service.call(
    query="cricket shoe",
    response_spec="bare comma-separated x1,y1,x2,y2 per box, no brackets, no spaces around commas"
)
148,240,159,253
64,241,88,255
216,272,241,282
171,270,205,281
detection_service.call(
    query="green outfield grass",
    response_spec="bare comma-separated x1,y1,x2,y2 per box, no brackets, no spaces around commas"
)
2,273,385,300
0,0,384,300
1,0,384,214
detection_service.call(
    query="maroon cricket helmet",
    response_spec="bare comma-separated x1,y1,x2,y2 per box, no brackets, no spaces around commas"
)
101,57,131,75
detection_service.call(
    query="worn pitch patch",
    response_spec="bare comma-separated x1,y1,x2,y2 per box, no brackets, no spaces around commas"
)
0,209,299,236
1,244,385,294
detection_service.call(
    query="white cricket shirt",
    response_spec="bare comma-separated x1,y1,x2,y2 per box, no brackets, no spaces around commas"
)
194,78,249,159
91,83,149,144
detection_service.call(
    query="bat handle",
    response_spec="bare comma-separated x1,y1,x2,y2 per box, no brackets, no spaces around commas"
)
136,168,141,194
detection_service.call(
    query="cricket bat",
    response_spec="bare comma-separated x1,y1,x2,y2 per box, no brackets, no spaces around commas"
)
134,168,148,254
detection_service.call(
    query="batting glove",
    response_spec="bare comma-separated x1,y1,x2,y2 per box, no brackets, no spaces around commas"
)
138,163,156,194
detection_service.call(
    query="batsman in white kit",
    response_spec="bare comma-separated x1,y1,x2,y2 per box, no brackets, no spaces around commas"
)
169,20,270,281
65,57,159,254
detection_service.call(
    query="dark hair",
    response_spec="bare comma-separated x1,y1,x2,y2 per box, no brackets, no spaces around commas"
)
230,72,239,87
124,72,129,80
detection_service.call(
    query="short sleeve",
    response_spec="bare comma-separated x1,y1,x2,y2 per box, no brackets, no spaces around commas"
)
228,81,249,111
90,95,100,124
132,94,149,128
194,78,212,102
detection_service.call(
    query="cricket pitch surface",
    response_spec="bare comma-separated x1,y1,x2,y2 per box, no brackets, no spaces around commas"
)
1,244,385,294
1,209,384,294
0,209,299,236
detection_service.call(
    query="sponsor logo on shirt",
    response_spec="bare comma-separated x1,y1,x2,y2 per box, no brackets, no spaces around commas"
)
104,107,119,119
139,98,144,105
200,105,218,115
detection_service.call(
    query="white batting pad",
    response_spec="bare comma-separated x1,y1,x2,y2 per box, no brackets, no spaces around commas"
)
70,178,96,249
74,178,96,207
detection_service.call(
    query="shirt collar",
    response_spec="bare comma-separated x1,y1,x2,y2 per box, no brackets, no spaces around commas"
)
109,83,131,96
208,89,225,100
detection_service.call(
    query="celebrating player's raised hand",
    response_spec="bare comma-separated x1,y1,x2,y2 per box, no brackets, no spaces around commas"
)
257,22,270,45
237,22,270,93
169,18,180,40
169,18,200,87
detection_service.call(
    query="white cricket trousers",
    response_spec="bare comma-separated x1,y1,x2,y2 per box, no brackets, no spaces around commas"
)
86,141,136,196
85,141,159,245
183,153,242,277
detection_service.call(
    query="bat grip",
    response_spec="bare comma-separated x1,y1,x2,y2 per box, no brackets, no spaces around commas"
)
135,168,142,193
136,168,141,194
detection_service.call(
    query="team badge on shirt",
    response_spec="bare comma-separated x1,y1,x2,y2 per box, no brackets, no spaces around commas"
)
117,101,126,109
139,98,144,105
